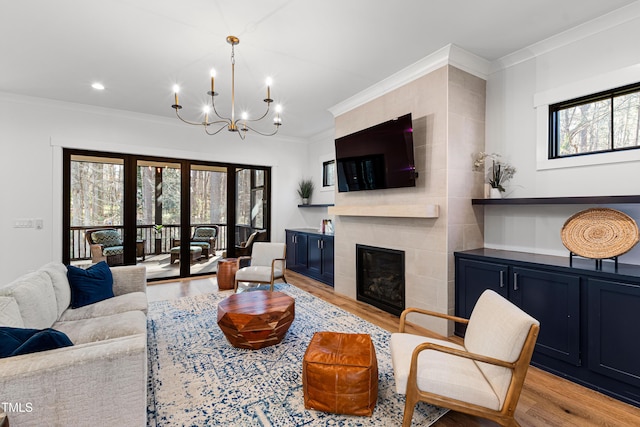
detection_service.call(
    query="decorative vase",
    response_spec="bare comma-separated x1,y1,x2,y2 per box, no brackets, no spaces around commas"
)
302,198,309,205
484,183,492,198
489,188,502,199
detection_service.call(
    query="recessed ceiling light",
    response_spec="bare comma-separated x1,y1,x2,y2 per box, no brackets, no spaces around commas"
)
91,82,105,90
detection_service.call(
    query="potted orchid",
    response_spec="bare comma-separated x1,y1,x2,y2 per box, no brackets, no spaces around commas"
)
473,152,516,197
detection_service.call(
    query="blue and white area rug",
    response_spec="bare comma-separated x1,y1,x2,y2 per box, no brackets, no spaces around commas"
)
147,283,448,426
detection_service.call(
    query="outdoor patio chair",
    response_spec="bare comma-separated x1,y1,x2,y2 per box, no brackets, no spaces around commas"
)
85,228,124,266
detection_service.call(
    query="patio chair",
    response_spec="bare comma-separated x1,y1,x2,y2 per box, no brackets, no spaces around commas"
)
235,229,267,257
85,228,124,266
171,225,219,260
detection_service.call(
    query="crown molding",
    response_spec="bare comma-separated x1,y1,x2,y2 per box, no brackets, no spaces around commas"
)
491,1,640,73
328,44,490,118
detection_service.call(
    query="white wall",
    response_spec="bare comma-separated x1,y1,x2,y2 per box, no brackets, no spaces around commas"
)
485,8,640,264
0,92,309,283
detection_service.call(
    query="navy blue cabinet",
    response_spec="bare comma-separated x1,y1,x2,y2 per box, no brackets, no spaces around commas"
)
285,229,334,286
285,230,307,270
455,249,640,408
455,258,581,367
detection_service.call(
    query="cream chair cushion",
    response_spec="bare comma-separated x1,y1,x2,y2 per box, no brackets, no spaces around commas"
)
250,242,286,267
464,290,538,408
390,333,501,410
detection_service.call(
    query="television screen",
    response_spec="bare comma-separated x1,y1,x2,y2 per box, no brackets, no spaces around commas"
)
335,113,416,192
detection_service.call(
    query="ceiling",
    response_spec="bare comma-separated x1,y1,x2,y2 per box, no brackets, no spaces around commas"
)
1,0,637,139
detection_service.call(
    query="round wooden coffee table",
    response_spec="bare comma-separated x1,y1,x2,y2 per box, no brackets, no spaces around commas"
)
217,291,295,349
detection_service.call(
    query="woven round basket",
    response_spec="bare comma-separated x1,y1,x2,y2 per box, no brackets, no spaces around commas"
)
561,208,639,259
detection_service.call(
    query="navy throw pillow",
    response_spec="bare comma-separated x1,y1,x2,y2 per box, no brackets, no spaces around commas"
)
67,261,114,308
0,327,73,358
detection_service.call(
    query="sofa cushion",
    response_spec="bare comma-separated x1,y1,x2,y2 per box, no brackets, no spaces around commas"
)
0,297,24,328
0,271,58,329
67,261,115,308
59,292,148,322
40,262,71,317
0,327,73,358
54,310,147,345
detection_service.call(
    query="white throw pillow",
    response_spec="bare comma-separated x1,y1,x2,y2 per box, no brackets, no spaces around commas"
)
0,296,24,328
40,262,72,317
0,271,58,329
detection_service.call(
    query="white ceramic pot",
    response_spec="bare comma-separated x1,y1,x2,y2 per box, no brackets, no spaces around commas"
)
489,188,502,199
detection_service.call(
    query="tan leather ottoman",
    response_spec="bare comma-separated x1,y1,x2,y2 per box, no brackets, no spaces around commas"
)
302,332,378,416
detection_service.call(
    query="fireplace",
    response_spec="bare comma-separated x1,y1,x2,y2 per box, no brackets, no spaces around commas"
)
356,244,405,316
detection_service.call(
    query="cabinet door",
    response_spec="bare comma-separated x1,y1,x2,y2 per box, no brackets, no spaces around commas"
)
285,231,296,268
307,235,322,277
587,278,640,388
510,267,581,366
295,233,308,269
321,236,334,285
456,258,509,319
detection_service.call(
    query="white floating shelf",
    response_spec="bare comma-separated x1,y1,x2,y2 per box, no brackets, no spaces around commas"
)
328,204,439,218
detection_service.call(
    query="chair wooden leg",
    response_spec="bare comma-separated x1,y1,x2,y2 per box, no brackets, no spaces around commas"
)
402,397,417,427
234,279,238,292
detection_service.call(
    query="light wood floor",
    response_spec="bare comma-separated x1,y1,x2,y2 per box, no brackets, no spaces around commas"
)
147,270,640,426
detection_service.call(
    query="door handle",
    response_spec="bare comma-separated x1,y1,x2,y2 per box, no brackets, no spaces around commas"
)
513,272,519,291
499,270,505,288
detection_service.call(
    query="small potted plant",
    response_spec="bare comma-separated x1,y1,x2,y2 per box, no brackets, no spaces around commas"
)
473,152,516,198
297,179,314,205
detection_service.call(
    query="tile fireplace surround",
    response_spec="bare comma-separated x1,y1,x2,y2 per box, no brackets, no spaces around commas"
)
330,65,486,336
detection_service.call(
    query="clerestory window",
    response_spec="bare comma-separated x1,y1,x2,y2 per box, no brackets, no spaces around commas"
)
549,82,640,158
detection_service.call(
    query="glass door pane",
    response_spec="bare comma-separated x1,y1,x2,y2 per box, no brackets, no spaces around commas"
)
137,160,181,280
235,167,269,251
69,155,124,267
190,164,227,274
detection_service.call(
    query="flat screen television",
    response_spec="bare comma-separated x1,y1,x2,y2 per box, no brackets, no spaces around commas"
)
335,113,416,192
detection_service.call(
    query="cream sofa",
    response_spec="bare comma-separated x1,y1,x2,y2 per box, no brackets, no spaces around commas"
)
0,262,148,426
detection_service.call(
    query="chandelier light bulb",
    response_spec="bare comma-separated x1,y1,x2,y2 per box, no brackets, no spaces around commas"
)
172,85,180,106
242,111,248,121
275,104,282,113
91,82,105,90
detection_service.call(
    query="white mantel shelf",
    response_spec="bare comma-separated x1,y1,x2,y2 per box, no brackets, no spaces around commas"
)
328,204,439,218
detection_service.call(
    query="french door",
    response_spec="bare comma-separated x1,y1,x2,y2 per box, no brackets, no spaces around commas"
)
63,149,270,281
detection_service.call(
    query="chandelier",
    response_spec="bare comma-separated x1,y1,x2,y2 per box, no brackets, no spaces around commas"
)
171,35,282,139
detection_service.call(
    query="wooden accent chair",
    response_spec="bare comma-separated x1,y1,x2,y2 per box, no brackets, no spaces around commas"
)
234,242,287,292
85,228,124,266
390,290,540,427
